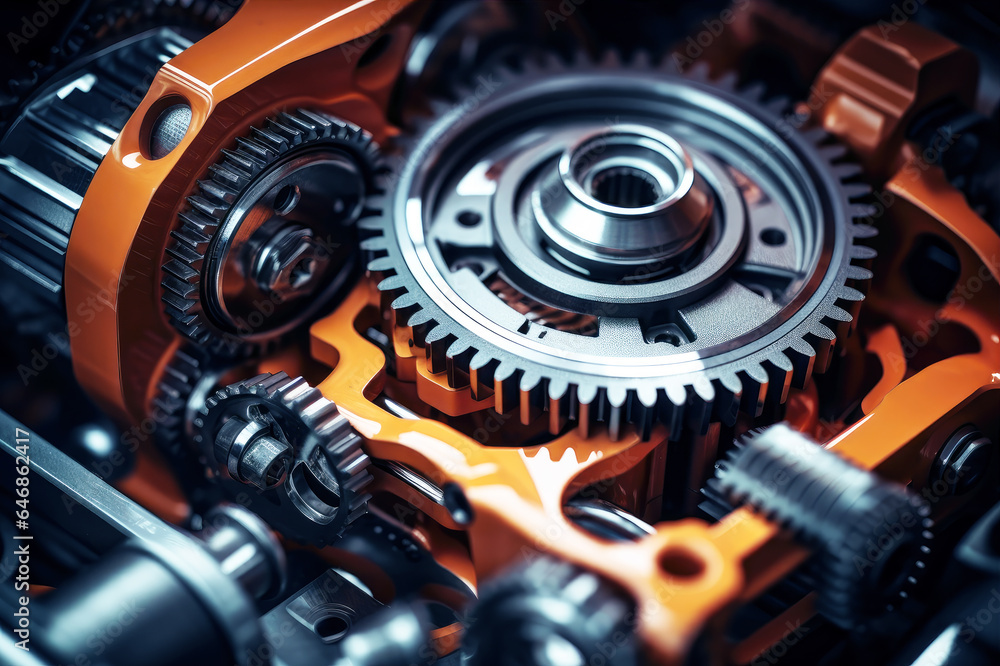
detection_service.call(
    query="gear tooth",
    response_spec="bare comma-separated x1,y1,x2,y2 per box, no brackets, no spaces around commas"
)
687,61,710,81
713,70,738,90
764,355,794,407
800,126,828,145
807,324,838,373
391,292,420,311
249,125,289,153
686,379,714,433
820,144,849,162
367,256,396,273
635,385,658,409
837,286,866,303
825,304,854,324
188,194,228,218
846,265,874,281
569,49,592,69
424,326,455,375
738,366,768,418
577,383,599,407
663,383,686,409
221,148,256,175
542,51,568,70
851,205,878,221
660,52,683,74
407,309,435,329
493,362,521,415
234,136,275,163
445,338,474,388
546,378,572,434
469,351,498,400
377,274,407,292
198,178,237,204
519,371,546,426
785,339,817,388
361,237,390,253
713,374,742,426
763,95,790,115
631,50,652,69
852,224,879,241
849,245,878,262
831,163,863,180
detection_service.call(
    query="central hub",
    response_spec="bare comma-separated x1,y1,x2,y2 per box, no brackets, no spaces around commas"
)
533,125,713,280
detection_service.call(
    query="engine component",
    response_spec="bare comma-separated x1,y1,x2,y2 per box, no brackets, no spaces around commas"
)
162,109,380,351
366,51,873,439
712,423,933,629
194,372,373,544
3,2,1000,666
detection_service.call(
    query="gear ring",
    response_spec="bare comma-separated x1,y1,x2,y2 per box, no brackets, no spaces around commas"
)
363,52,876,439
161,109,381,353
193,372,373,545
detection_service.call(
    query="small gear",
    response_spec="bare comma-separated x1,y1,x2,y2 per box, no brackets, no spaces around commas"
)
711,423,933,629
161,108,381,353
363,51,875,440
463,557,638,666
194,372,373,545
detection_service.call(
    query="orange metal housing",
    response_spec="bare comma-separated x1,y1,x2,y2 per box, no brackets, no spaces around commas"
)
64,0,424,424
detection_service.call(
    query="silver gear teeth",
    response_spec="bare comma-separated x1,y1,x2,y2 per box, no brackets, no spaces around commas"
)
194,371,373,545
368,50,876,440
160,108,381,353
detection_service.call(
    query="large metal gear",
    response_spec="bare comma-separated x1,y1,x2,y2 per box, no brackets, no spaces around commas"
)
193,372,373,545
363,51,875,439
161,109,381,352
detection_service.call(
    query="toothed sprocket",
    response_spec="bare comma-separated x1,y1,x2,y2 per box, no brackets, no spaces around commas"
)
193,372,373,545
364,52,875,440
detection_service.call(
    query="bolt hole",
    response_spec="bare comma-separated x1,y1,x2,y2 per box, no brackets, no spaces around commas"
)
653,332,681,346
457,210,483,227
147,101,191,159
658,547,705,579
760,228,786,246
314,613,352,643
273,184,301,216
590,166,661,208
